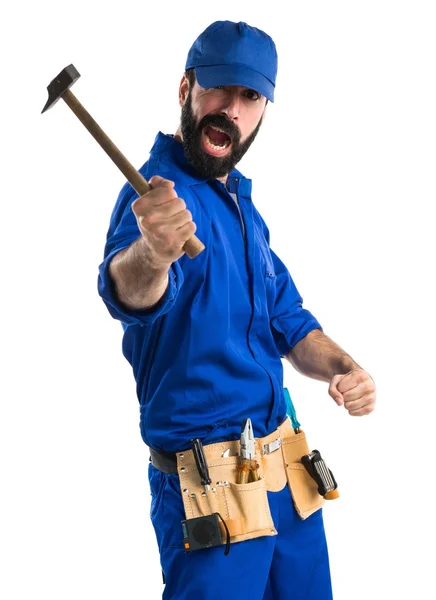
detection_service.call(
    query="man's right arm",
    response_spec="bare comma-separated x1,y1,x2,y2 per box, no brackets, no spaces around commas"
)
109,237,170,310
107,175,196,312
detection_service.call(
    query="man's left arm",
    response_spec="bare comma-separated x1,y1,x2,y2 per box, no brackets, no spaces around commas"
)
286,329,376,417
254,211,376,416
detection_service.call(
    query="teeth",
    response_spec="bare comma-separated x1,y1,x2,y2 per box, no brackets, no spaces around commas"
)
210,125,227,134
204,131,230,150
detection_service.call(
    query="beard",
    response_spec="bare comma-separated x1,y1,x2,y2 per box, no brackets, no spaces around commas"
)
180,91,263,179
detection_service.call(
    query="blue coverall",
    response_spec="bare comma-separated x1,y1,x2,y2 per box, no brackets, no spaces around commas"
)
98,132,333,599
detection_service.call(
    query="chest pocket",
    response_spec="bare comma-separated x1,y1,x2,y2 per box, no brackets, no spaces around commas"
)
254,223,275,278
254,223,277,310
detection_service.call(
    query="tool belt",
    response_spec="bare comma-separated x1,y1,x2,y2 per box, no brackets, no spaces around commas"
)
149,448,179,474
149,417,325,545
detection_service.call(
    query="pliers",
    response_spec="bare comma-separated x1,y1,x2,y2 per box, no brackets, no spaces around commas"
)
237,418,259,483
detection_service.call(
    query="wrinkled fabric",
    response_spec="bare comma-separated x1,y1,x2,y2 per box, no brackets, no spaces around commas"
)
98,133,322,452
149,463,333,599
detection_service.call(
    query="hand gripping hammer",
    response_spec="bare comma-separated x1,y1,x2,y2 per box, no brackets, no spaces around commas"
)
42,64,205,259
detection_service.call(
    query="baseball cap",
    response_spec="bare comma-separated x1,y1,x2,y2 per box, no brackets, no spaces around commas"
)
185,21,278,102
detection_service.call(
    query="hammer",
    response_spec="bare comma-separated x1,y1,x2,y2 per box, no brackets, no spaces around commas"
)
42,64,205,259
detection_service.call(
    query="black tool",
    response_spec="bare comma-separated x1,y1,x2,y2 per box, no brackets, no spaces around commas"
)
182,514,222,552
191,438,212,491
301,450,339,499
182,513,230,555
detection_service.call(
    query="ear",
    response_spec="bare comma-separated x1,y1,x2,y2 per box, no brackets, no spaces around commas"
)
260,101,268,123
179,75,190,107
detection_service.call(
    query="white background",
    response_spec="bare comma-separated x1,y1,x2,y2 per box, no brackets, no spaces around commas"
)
1,1,435,598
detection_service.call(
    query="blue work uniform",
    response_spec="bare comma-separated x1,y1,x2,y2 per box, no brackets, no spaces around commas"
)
98,133,333,599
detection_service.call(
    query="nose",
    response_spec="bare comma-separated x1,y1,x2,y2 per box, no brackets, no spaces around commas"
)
220,90,240,121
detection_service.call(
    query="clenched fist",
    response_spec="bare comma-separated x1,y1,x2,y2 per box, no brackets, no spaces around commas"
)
329,369,376,416
131,175,197,269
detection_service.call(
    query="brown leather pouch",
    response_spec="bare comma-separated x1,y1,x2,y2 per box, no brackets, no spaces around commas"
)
177,444,277,544
280,429,325,519
176,418,324,547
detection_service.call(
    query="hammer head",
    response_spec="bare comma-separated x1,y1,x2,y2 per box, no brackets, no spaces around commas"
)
41,64,81,114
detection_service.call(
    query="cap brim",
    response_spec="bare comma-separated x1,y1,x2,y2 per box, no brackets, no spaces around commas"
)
194,64,274,102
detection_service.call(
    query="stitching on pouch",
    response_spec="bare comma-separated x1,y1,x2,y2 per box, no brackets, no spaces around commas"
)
282,435,306,446
263,486,273,527
221,486,230,519
181,474,194,519
286,466,324,514
183,459,239,471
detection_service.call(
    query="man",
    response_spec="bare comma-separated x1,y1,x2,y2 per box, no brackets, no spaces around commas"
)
98,20,376,599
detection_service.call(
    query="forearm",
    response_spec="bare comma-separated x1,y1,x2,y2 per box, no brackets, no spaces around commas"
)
285,329,360,382
109,236,170,310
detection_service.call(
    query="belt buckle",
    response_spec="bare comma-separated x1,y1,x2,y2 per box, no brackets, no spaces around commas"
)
262,437,282,455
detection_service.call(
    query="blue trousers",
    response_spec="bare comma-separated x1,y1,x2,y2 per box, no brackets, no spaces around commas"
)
149,463,333,599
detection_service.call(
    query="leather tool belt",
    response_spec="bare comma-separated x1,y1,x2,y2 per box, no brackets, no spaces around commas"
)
149,417,325,545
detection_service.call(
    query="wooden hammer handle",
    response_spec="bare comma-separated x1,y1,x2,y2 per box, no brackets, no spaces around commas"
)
62,89,205,259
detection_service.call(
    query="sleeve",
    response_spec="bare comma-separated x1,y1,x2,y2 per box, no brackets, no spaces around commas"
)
269,248,322,357
97,179,184,327
257,213,322,357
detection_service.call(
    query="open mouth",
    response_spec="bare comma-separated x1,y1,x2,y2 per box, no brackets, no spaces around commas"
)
202,125,232,156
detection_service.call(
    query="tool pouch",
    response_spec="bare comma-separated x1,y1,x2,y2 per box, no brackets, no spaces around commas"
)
177,443,277,544
280,429,325,519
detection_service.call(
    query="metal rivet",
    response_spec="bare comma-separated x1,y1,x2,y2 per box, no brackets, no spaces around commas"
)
190,493,196,498
183,489,189,494
180,467,186,472
179,454,184,460
212,488,216,493
201,492,207,497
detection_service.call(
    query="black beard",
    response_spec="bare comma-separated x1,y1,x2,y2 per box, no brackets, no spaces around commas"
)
180,91,262,179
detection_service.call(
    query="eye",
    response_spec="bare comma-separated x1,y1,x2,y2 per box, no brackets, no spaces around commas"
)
244,89,260,101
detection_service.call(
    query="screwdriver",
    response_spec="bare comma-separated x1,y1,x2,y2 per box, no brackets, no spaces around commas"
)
301,450,339,499
191,438,212,492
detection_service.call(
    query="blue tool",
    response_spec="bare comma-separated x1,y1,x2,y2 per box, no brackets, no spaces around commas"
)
284,388,301,433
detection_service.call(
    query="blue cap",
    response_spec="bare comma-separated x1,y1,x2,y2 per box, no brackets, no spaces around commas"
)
185,21,278,102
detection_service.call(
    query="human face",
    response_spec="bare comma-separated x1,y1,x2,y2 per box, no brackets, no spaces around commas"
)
178,77,267,180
